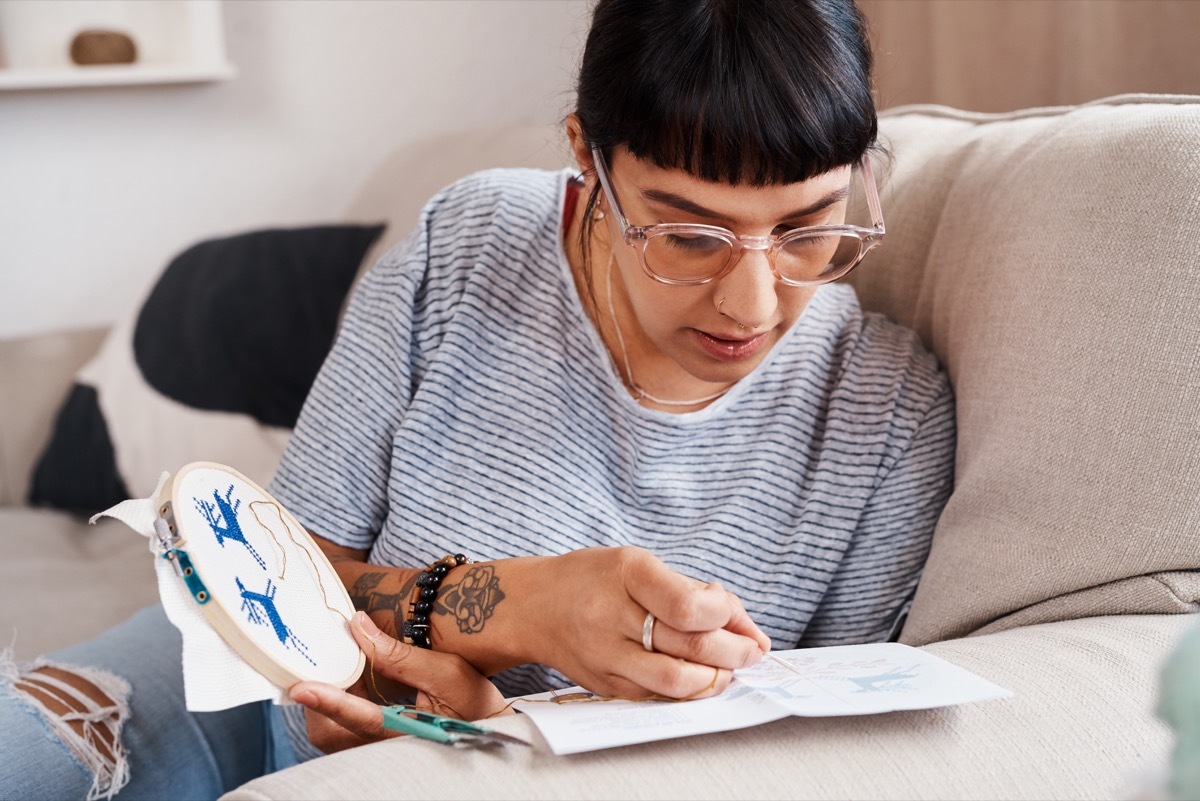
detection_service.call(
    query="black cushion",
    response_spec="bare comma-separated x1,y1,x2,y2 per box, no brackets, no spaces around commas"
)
133,224,384,428
28,383,129,515
28,223,384,515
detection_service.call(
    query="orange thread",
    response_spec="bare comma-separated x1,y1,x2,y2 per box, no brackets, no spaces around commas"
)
248,500,346,620
247,500,289,579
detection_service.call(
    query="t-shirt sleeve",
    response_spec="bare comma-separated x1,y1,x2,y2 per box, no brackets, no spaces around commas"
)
267,223,428,551
798,353,956,647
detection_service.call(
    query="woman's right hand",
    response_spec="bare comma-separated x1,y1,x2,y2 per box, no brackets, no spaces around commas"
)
518,546,771,700
313,534,769,702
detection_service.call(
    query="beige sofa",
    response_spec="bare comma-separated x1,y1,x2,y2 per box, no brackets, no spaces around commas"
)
2,94,1197,800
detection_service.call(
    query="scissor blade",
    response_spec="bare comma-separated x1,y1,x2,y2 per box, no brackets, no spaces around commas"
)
470,729,532,747
437,718,532,748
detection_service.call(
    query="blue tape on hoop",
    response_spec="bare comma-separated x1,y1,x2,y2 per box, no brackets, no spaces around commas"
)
164,548,211,605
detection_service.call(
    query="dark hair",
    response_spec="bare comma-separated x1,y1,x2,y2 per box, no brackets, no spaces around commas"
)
577,0,876,184
574,0,878,284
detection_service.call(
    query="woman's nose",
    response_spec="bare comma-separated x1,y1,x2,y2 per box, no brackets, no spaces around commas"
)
714,248,778,331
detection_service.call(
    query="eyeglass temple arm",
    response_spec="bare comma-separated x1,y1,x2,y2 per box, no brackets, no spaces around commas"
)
590,146,630,229
858,156,886,233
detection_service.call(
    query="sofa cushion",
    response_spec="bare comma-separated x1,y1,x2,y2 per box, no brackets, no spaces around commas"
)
342,123,567,296
28,225,383,513
850,95,1200,643
0,508,159,659
221,614,1191,801
0,328,105,507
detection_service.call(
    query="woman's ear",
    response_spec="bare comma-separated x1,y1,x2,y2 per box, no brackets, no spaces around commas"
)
565,114,595,176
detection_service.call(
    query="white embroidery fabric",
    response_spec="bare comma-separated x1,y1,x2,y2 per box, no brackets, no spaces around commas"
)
93,468,361,712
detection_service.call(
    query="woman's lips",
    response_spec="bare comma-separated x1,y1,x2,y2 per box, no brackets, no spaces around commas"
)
692,329,768,361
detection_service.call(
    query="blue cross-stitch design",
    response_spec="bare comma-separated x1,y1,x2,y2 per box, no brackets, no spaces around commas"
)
194,485,266,570
236,577,315,665
840,665,920,693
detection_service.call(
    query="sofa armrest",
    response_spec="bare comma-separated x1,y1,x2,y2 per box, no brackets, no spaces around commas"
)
0,327,107,506
222,614,1190,801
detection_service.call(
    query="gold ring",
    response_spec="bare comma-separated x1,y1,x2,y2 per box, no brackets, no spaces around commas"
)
642,611,656,652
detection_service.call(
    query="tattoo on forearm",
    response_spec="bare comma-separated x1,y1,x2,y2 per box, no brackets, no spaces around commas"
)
435,564,505,634
349,572,384,612
348,565,503,637
350,571,418,634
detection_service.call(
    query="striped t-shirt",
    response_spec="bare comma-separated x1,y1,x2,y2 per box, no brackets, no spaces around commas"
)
270,167,955,699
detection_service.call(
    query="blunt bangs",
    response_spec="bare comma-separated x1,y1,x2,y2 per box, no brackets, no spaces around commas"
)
577,0,878,186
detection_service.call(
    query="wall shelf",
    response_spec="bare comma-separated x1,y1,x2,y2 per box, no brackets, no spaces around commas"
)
0,62,235,91
0,0,235,92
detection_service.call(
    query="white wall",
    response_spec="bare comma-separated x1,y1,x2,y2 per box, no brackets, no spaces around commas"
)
0,0,591,339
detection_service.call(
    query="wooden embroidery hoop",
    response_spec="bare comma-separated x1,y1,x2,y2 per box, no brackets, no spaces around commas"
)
154,461,365,690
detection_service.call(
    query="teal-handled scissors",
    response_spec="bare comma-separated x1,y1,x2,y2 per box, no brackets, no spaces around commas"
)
381,705,531,748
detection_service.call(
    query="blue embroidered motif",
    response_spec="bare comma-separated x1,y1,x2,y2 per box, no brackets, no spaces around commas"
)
236,576,315,665
195,485,266,570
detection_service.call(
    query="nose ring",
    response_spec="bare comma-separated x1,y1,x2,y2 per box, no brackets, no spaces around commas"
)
719,298,745,330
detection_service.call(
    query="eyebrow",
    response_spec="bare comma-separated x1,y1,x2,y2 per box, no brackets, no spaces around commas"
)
638,184,852,225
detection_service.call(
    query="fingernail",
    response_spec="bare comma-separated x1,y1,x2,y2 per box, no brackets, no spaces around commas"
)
293,690,319,709
354,611,381,639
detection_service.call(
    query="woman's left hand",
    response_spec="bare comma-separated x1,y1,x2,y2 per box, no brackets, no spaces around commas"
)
290,611,509,754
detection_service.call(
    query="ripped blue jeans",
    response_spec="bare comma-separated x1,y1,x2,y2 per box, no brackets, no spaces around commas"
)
0,605,300,800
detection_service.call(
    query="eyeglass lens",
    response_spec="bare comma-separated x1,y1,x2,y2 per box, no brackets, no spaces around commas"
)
644,231,865,284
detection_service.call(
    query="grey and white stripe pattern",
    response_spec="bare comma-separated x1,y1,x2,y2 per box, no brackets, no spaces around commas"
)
271,167,955,703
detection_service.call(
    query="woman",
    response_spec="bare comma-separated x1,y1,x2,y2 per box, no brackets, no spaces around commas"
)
0,0,954,796
279,0,953,759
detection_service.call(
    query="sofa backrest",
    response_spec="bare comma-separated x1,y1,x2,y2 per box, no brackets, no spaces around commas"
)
348,105,1200,643
343,123,570,286
850,94,1200,643
0,328,106,506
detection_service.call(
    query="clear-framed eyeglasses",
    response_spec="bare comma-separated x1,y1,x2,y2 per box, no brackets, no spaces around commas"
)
591,146,886,287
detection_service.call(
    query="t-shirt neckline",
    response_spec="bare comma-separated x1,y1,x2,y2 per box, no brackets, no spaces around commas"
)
549,169,814,424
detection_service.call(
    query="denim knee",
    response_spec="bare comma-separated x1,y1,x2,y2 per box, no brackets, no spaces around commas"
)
0,605,296,800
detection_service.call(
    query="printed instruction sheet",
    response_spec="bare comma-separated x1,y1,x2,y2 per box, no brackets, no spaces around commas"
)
513,643,1012,754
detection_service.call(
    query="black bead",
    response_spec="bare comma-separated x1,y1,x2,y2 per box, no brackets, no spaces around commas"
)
431,564,449,578
454,554,467,564
415,571,433,587
415,601,432,614
420,587,437,600
411,613,428,626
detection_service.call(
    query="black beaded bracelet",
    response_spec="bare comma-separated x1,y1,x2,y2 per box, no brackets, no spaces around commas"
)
401,553,471,649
